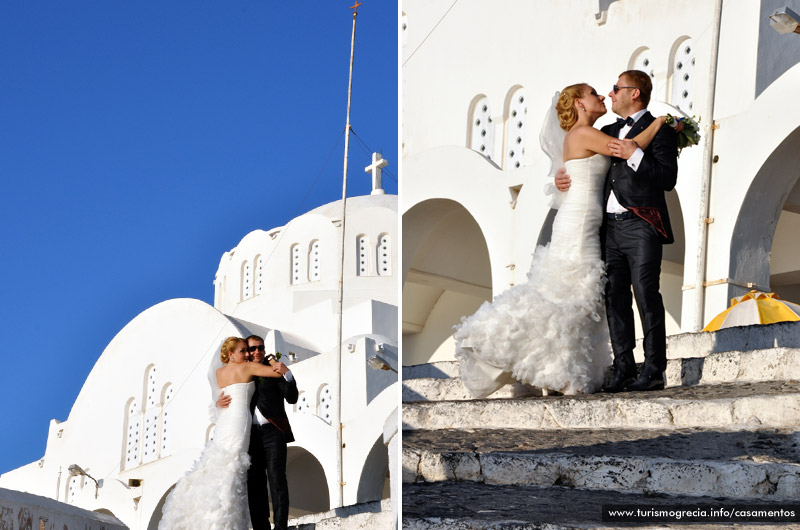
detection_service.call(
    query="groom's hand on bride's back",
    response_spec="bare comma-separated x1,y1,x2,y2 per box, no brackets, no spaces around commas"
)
216,391,232,409
555,168,571,192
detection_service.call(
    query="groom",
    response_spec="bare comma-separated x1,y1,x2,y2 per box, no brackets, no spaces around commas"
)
218,334,298,529
246,334,298,530
556,69,678,392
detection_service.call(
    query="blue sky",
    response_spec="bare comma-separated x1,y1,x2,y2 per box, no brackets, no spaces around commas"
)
0,1,398,475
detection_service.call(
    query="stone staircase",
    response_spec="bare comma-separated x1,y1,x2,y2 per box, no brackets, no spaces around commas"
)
402,322,800,529
289,498,393,529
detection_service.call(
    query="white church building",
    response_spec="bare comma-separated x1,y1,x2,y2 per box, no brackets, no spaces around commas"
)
0,162,398,529
402,0,800,366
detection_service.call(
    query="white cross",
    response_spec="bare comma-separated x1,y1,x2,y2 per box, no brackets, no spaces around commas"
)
364,152,389,195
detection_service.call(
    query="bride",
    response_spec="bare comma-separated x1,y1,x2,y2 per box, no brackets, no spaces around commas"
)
454,83,670,397
158,337,283,530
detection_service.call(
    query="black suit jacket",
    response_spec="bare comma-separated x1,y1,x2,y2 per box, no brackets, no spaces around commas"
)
250,371,299,443
601,111,679,244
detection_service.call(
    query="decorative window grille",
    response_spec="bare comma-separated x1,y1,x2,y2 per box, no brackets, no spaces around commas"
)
160,384,174,457
206,424,216,443
377,234,392,276
124,399,140,470
291,244,302,284
357,236,370,276
142,366,159,464
504,88,528,169
631,48,656,80
67,476,83,504
671,38,695,113
241,260,252,300
255,255,265,295
317,385,331,423
308,240,321,282
469,96,494,161
296,391,308,413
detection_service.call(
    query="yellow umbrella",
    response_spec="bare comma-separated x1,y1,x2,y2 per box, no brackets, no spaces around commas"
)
703,290,800,332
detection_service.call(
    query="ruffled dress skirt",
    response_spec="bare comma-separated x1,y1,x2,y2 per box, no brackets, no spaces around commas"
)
159,381,254,530
455,154,613,397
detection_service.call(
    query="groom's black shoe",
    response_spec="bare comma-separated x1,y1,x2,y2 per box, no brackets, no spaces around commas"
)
602,370,636,393
624,373,665,392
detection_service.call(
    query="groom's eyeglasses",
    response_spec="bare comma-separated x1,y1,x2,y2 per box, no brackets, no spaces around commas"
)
612,84,637,93
248,345,266,352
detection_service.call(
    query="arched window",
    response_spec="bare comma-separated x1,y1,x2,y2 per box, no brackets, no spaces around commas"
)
160,384,174,457
630,48,656,81
241,260,252,300
504,87,528,169
308,240,321,282
671,38,695,113
357,235,370,276
295,391,309,413
67,475,83,504
123,398,140,471
291,244,302,285
469,95,495,161
317,384,332,423
142,365,160,464
255,255,265,295
377,234,392,276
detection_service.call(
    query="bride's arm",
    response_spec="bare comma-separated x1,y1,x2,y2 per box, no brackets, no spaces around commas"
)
630,116,668,150
247,362,283,378
568,116,669,159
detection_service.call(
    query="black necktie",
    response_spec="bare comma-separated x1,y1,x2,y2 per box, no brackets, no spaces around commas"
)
617,116,635,128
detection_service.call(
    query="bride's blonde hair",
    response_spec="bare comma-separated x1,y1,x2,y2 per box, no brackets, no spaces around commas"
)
220,336,245,363
556,83,587,131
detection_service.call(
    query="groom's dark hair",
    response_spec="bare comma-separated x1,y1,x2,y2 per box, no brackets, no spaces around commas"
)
246,334,264,343
620,69,652,107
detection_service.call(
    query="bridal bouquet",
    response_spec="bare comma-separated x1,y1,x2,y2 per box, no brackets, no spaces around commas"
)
665,114,701,156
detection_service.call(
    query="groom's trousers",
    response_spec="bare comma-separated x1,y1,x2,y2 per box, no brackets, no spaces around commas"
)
603,215,667,378
248,423,290,530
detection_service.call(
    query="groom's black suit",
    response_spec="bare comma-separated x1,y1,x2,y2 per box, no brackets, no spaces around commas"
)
248,370,298,530
601,111,678,382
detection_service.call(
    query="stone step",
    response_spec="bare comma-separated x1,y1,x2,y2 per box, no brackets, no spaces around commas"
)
403,347,800,402
403,481,798,529
402,380,800,431
402,427,800,500
666,321,800,360
288,499,392,529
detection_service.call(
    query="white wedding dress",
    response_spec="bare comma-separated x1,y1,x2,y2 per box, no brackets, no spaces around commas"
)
455,153,612,397
159,381,254,530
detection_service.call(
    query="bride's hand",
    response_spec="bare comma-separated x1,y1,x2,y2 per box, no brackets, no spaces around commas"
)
659,115,684,133
608,138,639,159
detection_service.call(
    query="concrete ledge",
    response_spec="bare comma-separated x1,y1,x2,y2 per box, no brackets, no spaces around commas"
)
402,361,460,381
403,482,793,529
289,498,392,529
403,348,800,402
666,321,800,359
0,487,127,530
404,449,800,499
402,381,800,431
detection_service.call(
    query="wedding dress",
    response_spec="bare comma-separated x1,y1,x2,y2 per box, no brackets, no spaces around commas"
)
454,153,612,397
159,381,254,530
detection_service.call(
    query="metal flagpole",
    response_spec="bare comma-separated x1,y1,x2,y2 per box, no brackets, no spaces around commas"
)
334,0,361,509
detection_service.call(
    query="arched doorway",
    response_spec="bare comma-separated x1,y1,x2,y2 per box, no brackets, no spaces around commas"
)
403,199,492,365
356,436,389,503
730,126,800,302
147,484,175,530
286,447,329,517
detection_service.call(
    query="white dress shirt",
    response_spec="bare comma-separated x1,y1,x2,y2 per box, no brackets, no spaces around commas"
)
252,369,294,426
606,108,648,213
